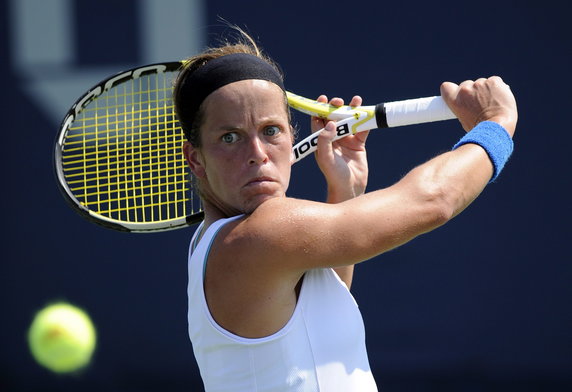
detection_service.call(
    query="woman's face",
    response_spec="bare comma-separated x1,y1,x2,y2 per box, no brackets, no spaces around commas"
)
184,79,293,215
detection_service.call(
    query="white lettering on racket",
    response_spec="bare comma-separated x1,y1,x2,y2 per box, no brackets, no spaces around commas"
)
292,123,350,160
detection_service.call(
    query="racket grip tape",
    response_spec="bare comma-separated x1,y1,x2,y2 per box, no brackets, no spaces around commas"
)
376,96,456,128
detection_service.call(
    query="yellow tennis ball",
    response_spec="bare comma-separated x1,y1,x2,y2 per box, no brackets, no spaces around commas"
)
28,302,97,373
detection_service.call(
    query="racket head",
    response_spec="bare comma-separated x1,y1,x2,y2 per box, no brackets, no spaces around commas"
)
54,61,204,232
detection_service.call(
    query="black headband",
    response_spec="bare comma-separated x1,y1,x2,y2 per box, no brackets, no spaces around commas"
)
176,53,285,139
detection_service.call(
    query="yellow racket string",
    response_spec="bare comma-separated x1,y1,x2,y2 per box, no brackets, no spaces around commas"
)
60,71,198,223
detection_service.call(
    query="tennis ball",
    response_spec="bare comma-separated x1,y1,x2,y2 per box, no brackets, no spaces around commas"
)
28,302,97,373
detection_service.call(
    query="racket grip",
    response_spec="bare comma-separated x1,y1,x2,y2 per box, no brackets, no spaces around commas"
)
378,96,456,128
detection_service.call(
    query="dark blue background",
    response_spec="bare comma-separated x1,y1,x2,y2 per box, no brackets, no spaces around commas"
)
2,0,571,391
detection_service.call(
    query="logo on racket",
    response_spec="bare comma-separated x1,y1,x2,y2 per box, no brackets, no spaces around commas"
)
292,123,350,160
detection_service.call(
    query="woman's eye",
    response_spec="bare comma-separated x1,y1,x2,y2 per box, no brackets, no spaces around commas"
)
222,132,239,143
264,125,280,136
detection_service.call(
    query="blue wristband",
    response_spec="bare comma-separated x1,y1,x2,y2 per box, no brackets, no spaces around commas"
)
452,121,514,183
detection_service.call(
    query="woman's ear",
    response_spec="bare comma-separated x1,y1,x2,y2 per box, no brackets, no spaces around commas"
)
183,141,206,178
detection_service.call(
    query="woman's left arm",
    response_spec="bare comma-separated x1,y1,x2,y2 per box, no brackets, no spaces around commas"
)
311,95,371,288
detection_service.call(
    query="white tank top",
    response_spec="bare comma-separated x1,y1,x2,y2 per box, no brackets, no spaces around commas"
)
187,216,377,391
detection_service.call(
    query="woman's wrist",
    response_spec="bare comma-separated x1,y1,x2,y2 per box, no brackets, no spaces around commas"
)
452,121,514,183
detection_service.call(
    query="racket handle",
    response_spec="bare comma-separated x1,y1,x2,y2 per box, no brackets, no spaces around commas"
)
376,96,456,128
292,96,457,163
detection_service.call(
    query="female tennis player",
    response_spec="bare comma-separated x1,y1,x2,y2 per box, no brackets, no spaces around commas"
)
174,34,517,391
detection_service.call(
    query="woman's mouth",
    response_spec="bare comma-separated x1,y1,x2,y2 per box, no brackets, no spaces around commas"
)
245,177,275,187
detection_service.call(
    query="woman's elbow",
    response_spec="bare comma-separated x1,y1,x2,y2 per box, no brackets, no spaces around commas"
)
416,177,458,229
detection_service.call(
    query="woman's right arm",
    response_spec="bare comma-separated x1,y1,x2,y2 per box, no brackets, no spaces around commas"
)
222,76,518,276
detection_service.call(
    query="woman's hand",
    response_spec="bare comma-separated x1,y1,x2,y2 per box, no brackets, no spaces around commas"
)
311,95,370,203
441,76,517,136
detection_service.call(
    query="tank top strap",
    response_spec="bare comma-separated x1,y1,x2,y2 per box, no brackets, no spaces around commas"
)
188,215,245,282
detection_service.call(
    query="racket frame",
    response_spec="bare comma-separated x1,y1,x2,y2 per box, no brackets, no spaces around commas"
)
53,61,202,232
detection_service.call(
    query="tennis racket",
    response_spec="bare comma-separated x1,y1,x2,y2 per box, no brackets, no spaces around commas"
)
54,61,456,232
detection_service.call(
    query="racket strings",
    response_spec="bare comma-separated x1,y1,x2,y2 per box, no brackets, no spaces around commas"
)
60,71,199,224
63,118,179,144
62,145,186,175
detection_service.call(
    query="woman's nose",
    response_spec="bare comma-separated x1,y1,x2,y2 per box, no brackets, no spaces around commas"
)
248,137,269,165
